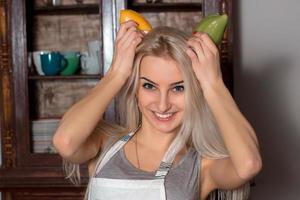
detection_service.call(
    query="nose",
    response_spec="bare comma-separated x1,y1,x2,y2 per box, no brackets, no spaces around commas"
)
158,91,171,113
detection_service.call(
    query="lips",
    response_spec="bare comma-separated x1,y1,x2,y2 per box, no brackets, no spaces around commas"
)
152,111,176,121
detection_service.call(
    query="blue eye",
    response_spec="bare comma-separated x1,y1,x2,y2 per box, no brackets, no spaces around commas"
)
172,85,184,92
142,83,156,90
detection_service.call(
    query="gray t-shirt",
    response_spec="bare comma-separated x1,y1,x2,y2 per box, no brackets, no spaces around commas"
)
96,147,201,200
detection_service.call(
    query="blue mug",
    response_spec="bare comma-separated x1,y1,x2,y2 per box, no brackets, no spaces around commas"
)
41,52,67,76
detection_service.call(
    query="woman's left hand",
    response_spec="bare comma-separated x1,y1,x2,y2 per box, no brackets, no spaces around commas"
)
186,32,223,91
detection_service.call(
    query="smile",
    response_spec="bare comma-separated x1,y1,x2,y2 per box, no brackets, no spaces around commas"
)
153,111,176,121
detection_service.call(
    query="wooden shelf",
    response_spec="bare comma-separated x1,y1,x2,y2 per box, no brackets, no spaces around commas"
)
28,74,102,80
33,4,99,15
129,3,202,12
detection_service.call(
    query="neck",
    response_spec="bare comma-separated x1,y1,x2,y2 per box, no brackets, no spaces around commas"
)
136,122,179,154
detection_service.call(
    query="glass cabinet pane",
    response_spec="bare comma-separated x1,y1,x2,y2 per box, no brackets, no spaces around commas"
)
29,79,98,153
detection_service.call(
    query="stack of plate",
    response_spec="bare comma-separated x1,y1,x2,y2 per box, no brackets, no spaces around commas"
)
31,119,60,153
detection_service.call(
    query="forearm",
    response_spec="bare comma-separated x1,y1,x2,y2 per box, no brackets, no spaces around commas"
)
53,70,127,156
202,81,262,178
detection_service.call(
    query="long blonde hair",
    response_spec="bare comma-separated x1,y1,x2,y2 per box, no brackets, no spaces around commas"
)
64,26,250,199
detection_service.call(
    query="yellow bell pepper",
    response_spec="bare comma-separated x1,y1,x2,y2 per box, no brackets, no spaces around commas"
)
120,9,152,32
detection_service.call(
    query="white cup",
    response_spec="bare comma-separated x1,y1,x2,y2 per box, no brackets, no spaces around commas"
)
88,40,101,57
80,51,102,75
33,51,51,75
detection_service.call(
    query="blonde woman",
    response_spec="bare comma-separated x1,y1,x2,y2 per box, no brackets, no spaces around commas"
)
53,21,262,200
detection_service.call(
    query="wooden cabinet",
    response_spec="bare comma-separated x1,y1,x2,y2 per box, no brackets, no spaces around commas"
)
0,0,233,199
0,0,111,199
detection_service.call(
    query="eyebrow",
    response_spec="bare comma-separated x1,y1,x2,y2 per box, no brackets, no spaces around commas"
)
140,77,184,86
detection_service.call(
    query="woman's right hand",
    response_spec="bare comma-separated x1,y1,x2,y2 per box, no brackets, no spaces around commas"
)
109,20,144,80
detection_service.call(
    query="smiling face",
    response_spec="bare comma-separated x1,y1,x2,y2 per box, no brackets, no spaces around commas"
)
136,55,185,135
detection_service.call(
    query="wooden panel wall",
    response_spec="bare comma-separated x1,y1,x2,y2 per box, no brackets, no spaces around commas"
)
142,12,202,34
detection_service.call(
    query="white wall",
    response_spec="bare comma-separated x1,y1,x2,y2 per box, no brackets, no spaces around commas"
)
234,0,300,199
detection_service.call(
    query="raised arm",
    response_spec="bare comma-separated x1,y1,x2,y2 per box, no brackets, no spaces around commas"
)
53,21,144,164
186,32,262,192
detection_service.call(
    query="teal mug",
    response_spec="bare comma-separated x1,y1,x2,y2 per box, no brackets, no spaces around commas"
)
60,51,81,76
41,52,67,76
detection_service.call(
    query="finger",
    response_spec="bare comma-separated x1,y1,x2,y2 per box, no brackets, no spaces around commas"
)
187,38,205,61
127,31,144,51
186,47,199,63
123,30,142,48
118,26,139,46
191,36,214,58
140,30,147,36
117,21,137,43
116,20,138,41
196,32,219,55
186,47,202,73
130,37,143,49
123,31,138,48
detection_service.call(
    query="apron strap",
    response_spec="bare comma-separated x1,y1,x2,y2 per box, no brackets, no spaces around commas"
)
120,131,135,142
155,161,173,179
95,131,135,174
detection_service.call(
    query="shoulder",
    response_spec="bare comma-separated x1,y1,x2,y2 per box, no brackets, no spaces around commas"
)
92,120,129,152
87,126,130,175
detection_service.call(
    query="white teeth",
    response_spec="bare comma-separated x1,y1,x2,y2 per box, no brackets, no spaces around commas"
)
154,112,173,119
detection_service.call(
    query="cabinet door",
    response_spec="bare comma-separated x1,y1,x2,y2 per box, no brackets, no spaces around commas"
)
16,0,102,166
0,0,115,189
